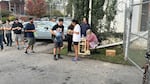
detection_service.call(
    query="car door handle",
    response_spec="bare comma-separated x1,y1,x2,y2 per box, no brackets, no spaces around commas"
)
44,27,48,30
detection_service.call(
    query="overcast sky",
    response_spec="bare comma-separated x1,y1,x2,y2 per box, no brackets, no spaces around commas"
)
0,0,10,1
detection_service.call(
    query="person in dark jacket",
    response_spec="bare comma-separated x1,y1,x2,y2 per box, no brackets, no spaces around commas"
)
24,18,36,54
67,24,74,53
80,17,91,37
12,19,24,50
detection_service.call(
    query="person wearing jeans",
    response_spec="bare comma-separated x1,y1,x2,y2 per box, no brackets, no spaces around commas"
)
6,32,12,46
4,20,12,46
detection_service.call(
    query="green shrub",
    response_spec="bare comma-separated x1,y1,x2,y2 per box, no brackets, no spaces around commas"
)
8,15,16,21
2,17,7,22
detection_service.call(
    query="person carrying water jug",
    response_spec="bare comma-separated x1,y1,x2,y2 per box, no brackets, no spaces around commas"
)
50,18,64,61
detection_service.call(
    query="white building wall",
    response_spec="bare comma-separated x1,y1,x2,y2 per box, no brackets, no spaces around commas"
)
131,0,142,33
115,0,142,33
115,0,125,32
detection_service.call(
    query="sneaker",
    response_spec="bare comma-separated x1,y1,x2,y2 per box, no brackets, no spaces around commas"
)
58,54,63,59
17,47,20,50
72,57,77,62
54,55,58,61
24,51,28,54
72,57,81,61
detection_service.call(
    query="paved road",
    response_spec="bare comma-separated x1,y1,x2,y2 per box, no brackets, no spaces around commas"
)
0,42,142,84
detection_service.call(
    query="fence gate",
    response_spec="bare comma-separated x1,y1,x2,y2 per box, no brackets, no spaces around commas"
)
124,0,150,71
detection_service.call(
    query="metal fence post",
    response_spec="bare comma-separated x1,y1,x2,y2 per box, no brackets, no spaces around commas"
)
124,0,133,61
147,3,150,52
123,1,127,57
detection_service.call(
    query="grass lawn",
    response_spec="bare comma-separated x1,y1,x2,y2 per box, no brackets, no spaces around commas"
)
60,45,131,65
128,48,146,67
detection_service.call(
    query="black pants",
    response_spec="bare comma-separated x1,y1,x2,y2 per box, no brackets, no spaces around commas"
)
67,35,73,52
0,35,3,50
6,33,12,46
3,33,6,44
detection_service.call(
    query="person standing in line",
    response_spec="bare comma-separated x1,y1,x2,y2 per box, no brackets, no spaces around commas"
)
67,24,74,53
12,19,24,50
4,20,12,47
50,18,64,60
24,18,36,54
0,21,4,50
72,19,81,61
80,17,91,37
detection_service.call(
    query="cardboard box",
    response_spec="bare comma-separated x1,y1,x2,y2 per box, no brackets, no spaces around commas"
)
106,50,116,56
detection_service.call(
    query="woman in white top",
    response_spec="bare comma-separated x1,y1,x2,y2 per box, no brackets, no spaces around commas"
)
71,19,81,61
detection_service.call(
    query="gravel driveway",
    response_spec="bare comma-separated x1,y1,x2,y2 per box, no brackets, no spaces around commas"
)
0,42,142,84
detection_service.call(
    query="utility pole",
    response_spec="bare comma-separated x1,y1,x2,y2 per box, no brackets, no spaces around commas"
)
63,0,65,17
8,0,11,12
123,0,127,55
89,0,92,25
72,4,74,19
48,0,51,17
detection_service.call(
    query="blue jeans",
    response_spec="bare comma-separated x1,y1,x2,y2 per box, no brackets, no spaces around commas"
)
0,34,3,50
6,33,12,46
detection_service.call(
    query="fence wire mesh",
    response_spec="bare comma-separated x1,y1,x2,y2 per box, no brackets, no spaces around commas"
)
127,0,149,68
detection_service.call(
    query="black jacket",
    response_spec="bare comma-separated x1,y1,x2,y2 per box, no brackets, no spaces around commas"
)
12,22,23,34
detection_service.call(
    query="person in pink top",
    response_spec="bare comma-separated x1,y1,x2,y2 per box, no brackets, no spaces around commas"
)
86,29,98,50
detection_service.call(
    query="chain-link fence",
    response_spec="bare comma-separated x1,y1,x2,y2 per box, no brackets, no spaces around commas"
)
125,0,150,71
